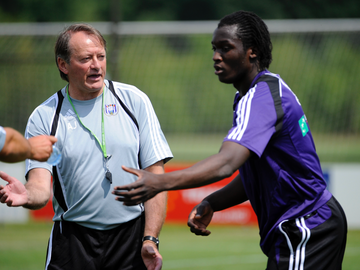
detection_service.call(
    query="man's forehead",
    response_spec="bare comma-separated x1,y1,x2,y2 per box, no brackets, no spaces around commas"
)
212,25,240,43
68,32,104,51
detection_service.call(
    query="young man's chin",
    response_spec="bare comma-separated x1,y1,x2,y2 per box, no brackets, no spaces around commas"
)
218,76,233,84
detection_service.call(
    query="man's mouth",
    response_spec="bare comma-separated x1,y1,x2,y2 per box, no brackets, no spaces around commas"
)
214,65,223,75
88,74,102,80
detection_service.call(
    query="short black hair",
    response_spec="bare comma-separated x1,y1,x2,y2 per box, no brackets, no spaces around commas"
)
218,11,272,70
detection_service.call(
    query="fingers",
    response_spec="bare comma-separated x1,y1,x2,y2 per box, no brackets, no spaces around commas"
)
112,166,142,191
187,211,210,236
112,166,144,205
0,190,11,205
28,136,54,161
113,183,139,192
141,243,162,270
112,185,147,206
0,191,6,203
0,171,12,184
113,191,150,206
142,242,157,255
114,194,146,206
188,214,211,236
188,202,207,223
48,136,58,144
187,202,213,236
189,226,211,236
121,165,141,176
113,166,159,206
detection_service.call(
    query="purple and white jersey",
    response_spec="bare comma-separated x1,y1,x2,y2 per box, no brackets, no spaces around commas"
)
224,70,332,255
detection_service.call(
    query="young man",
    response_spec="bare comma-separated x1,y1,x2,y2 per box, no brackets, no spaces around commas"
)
0,24,172,270
0,126,56,163
113,11,347,269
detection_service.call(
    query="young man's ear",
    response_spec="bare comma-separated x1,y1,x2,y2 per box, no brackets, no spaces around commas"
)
248,47,258,63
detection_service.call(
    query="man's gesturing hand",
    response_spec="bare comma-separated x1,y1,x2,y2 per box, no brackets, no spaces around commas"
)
0,171,28,207
112,166,164,206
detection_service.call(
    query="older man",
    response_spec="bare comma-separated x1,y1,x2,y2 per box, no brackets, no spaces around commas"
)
0,24,172,270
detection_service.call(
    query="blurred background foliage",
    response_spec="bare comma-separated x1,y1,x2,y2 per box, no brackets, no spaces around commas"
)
0,30,359,162
0,1,359,162
0,0,359,22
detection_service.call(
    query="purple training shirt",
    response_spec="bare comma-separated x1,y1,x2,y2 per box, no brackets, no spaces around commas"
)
224,70,332,255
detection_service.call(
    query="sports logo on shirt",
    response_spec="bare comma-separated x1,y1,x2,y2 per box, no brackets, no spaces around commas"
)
299,115,309,137
104,104,118,116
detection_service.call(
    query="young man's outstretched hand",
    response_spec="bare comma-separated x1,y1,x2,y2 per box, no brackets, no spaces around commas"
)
113,166,165,206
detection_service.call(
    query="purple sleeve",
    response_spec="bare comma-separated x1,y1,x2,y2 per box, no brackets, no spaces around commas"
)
224,83,278,157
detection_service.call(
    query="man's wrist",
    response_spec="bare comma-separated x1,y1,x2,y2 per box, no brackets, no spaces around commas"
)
202,198,216,212
142,235,159,248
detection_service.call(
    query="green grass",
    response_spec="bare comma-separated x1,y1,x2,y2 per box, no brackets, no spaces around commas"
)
0,221,359,270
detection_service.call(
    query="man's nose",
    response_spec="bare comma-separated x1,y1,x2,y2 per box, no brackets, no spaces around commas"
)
213,51,222,61
91,58,101,69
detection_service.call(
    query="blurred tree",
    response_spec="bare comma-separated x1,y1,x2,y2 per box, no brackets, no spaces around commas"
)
0,0,109,22
0,0,359,22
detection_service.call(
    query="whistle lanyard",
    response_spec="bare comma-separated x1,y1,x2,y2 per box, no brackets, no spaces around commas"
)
66,85,113,183
66,85,107,157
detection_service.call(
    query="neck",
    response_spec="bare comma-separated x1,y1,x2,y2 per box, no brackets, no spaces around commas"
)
67,84,104,100
234,68,260,96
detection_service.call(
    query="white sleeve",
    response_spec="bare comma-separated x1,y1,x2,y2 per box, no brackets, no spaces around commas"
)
137,93,173,168
25,95,58,175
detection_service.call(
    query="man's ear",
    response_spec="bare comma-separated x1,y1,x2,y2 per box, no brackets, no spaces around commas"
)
57,57,69,75
249,47,258,60
247,47,258,64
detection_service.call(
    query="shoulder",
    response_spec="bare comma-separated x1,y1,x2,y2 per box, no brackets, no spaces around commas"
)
255,72,294,96
254,72,282,91
28,88,65,123
109,80,148,98
252,71,299,106
106,80,152,108
242,72,280,103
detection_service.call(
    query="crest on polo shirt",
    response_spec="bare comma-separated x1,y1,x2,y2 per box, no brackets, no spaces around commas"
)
104,104,118,116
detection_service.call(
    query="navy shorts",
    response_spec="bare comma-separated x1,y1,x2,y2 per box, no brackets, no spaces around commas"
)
266,196,347,270
45,213,146,270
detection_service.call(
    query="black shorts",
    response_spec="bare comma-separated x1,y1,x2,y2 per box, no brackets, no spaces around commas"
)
266,196,347,270
45,213,146,270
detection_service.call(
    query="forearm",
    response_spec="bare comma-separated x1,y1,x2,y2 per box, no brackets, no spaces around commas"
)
143,160,167,238
114,142,251,207
204,174,248,212
158,142,250,191
24,169,52,210
160,142,251,191
23,182,51,210
161,155,235,191
0,128,31,162
144,192,167,238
